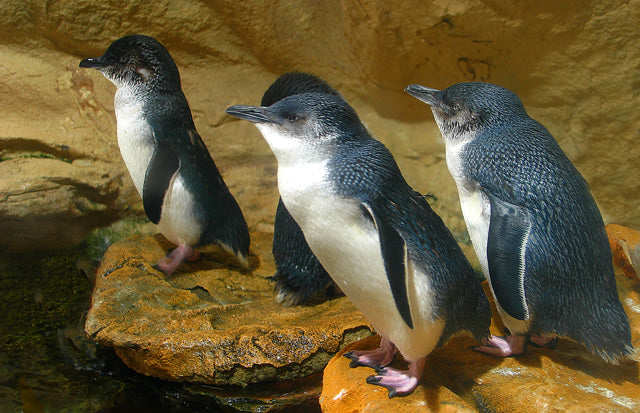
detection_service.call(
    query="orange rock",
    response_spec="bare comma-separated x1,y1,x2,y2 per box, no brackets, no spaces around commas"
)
607,224,640,281
85,232,372,386
320,273,640,412
320,335,477,413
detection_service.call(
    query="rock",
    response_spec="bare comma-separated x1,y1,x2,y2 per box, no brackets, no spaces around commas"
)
85,231,372,386
319,335,477,412
607,224,640,281
2,0,639,252
321,276,640,412
0,156,125,252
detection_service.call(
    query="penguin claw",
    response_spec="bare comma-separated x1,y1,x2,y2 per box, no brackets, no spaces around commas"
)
365,365,421,398
344,351,382,369
343,339,397,369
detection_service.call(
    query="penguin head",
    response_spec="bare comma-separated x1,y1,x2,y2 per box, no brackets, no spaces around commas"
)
79,35,180,90
227,93,366,164
405,82,527,141
261,72,340,106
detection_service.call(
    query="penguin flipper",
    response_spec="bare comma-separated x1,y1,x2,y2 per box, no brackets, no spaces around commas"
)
486,192,531,321
361,202,413,329
143,143,180,224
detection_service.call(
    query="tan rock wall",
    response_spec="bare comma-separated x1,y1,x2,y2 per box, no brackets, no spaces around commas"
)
1,0,638,252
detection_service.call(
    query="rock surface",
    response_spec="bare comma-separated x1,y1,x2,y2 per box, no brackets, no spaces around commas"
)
320,275,640,412
607,224,640,282
1,0,639,253
85,231,372,386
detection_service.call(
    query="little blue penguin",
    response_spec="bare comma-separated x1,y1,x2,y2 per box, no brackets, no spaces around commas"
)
405,82,633,362
79,35,250,275
225,93,491,397
261,72,340,305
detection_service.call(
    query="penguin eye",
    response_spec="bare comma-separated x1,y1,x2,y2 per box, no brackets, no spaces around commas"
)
286,114,300,122
119,54,130,64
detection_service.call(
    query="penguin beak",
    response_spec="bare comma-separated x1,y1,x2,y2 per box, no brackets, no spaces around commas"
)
404,84,451,113
225,105,278,124
79,56,107,69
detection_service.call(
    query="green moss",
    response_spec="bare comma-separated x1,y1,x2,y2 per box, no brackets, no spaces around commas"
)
84,217,155,262
0,152,73,163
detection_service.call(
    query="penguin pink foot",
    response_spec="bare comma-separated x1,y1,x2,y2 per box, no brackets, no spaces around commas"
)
471,334,527,357
157,244,199,275
344,336,397,369
366,358,426,398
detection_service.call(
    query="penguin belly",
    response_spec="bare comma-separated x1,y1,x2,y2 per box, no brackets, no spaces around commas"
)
446,144,529,334
115,89,202,246
115,88,155,196
278,164,444,362
156,173,202,246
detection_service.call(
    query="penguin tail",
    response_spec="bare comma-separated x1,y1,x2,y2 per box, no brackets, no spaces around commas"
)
269,265,336,306
587,341,636,365
218,241,251,270
541,299,635,364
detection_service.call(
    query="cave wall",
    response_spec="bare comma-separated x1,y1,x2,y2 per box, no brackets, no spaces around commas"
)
1,0,638,251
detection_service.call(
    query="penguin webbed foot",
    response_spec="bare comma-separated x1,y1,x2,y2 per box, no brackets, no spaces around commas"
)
344,337,397,369
366,358,425,398
156,244,198,276
470,334,528,358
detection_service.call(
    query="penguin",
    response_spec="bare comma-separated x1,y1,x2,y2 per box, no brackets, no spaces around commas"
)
79,35,249,275
225,93,491,397
405,82,633,362
261,72,340,305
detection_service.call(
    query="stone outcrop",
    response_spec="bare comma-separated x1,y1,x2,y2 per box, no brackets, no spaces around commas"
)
608,224,640,281
320,274,640,412
84,231,372,386
1,0,639,253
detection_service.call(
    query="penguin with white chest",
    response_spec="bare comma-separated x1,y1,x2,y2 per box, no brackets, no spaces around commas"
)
226,93,490,397
405,82,633,362
261,72,338,305
80,35,250,274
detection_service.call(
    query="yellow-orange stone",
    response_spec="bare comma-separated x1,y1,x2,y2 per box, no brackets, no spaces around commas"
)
607,224,640,282
321,276,640,412
85,232,372,386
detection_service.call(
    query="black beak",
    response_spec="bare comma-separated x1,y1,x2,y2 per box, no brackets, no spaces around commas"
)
79,56,107,69
405,84,450,113
225,105,277,124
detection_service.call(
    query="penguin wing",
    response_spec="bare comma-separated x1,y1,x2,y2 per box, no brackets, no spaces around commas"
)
361,201,413,329
486,192,531,321
142,141,180,224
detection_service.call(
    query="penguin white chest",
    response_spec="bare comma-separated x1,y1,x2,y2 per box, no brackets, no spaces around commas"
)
445,141,491,275
114,87,155,196
277,161,442,361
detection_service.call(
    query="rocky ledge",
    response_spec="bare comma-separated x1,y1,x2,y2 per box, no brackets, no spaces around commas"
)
320,274,640,412
85,232,372,386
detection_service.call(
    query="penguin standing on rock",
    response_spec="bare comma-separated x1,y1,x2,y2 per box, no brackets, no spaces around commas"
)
226,93,490,397
405,82,633,362
261,72,340,305
80,35,250,275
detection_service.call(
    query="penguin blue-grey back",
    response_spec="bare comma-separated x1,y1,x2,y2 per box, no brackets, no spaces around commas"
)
406,81,633,362
261,72,339,305
80,35,249,274
225,92,490,397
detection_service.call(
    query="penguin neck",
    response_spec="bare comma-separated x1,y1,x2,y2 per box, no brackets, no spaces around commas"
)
114,81,148,114
256,124,332,166
432,110,481,148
